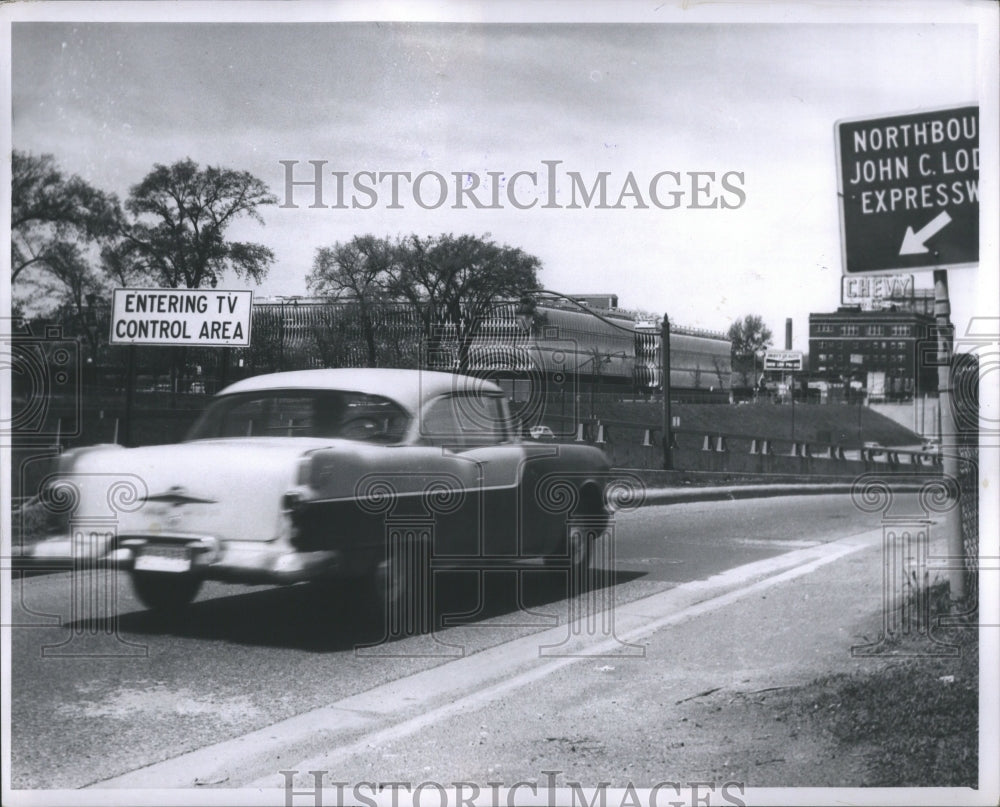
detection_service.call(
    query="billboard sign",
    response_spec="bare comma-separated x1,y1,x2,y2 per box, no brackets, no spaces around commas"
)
841,274,914,306
110,288,254,346
763,350,803,372
836,105,978,274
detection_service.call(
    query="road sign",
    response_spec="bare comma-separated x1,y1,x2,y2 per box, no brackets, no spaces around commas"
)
836,105,978,274
763,350,803,372
110,288,253,346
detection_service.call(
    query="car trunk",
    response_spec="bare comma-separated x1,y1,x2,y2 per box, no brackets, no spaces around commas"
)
67,438,329,544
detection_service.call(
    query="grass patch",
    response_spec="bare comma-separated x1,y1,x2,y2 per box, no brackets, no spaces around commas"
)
793,589,978,787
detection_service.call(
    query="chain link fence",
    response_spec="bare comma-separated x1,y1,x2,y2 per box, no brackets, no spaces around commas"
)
953,352,978,605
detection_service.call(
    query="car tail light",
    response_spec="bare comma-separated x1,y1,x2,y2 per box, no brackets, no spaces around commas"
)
295,452,316,486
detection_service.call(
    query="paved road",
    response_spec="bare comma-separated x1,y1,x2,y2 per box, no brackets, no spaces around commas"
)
9,493,907,789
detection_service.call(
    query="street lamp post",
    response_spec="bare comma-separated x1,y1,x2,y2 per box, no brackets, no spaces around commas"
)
662,314,672,471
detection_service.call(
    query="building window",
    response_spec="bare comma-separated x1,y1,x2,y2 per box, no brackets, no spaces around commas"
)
842,325,859,336
867,325,884,336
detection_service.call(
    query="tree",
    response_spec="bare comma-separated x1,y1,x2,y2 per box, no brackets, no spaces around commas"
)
391,233,541,369
728,313,774,387
116,158,277,289
11,151,121,316
307,235,397,366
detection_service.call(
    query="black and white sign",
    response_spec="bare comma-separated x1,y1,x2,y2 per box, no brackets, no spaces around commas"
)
110,289,253,346
836,105,979,274
763,350,804,371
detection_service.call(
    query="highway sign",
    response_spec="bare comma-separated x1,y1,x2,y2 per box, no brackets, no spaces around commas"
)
763,350,803,372
110,288,253,346
836,105,978,274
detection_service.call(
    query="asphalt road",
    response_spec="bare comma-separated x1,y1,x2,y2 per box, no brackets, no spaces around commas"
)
8,493,906,790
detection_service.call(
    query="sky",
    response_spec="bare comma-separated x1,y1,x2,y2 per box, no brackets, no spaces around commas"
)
7,2,998,353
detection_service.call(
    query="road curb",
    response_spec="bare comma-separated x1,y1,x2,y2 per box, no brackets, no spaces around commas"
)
635,480,930,508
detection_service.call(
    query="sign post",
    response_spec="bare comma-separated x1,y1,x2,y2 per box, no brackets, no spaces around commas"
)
933,270,963,600
836,106,978,603
662,314,672,471
110,288,253,445
765,351,804,439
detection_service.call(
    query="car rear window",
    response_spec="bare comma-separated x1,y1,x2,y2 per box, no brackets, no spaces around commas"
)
186,390,410,443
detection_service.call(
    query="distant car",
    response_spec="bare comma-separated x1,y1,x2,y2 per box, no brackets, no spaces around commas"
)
862,441,883,449
528,425,556,440
31,369,613,613
921,438,941,454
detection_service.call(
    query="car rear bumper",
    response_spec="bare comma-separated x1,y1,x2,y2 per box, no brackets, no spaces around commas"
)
30,534,343,585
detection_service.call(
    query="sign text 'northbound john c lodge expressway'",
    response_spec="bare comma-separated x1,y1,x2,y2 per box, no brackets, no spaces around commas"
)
836,105,978,275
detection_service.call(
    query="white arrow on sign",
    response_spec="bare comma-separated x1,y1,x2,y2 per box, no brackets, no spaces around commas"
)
899,211,952,255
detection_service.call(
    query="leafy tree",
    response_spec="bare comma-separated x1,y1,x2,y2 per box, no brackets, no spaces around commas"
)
728,313,773,387
307,235,397,365
391,233,541,369
116,158,277,289
11,151,121,318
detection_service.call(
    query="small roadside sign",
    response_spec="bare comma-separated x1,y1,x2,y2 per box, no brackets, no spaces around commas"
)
763,350,803,372
835,105,978,274
110,288,253,346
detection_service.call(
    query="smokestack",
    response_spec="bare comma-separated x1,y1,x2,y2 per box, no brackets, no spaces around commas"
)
785,318,793,350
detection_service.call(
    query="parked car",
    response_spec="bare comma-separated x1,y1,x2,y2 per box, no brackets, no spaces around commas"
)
528,424,556,440
31,369,613,613
921,438,941,455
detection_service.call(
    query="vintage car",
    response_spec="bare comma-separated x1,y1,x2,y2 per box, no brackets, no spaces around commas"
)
32,369,615,613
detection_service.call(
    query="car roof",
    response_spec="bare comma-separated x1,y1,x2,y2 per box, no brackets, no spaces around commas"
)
218,368,504,414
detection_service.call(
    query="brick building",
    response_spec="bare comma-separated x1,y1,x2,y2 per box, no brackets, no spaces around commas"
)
809,306,938,400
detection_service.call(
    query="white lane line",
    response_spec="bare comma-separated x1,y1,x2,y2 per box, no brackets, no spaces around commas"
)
732,537,821,548
91,528,882,791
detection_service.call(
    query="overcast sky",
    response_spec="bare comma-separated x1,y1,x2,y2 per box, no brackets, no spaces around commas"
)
8,3,998,351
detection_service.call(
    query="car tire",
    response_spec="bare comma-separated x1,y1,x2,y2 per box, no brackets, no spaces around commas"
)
544,526,593,578
130,571,202,612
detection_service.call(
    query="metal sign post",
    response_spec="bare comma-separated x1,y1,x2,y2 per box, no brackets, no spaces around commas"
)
933,270,964,601
765,351,804,441
662,314,672,471
110,288,254,445
834,105,978,603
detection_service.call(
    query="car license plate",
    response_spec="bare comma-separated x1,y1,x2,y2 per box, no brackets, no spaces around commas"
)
134,546,191,573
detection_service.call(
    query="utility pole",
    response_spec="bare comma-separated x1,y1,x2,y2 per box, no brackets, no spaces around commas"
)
662,314,672,471
934,269,964,601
